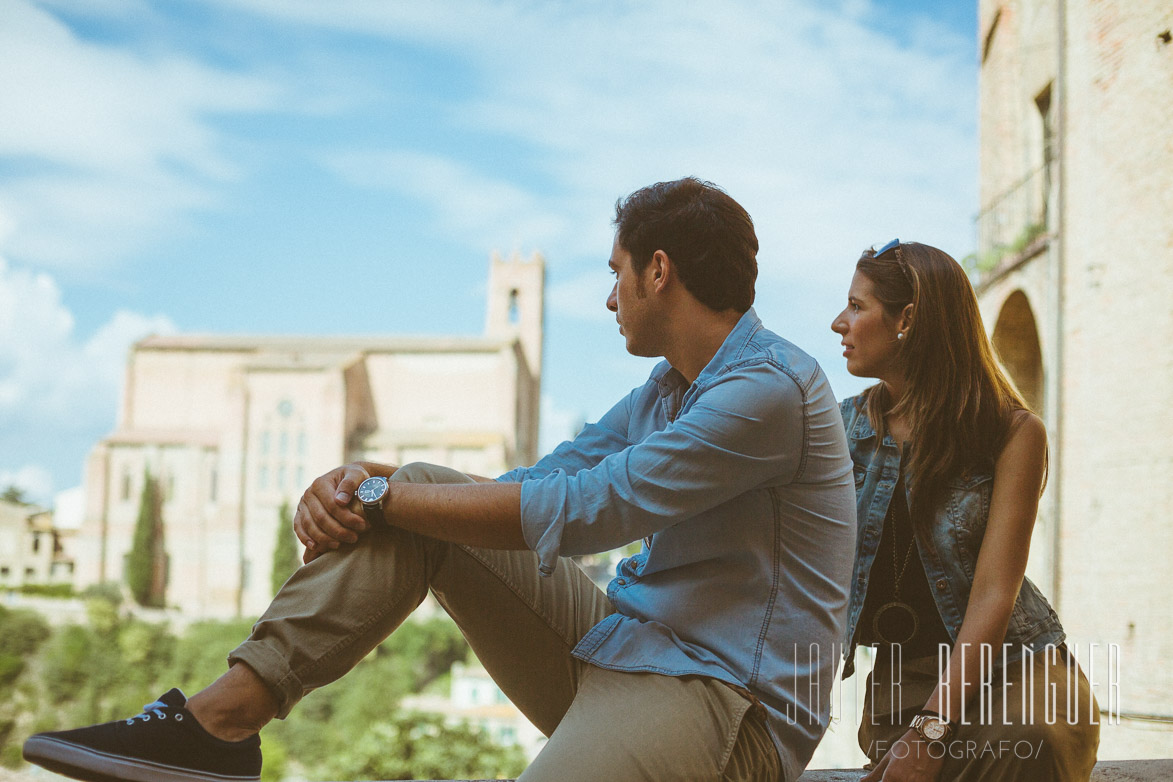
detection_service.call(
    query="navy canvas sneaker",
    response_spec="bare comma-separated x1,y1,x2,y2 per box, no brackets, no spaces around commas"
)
23,688,261,782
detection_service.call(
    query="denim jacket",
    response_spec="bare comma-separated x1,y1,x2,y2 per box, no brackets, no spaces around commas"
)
500,309,857,780
839,395,1064,677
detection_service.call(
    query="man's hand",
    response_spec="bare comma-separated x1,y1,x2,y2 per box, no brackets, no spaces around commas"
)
862,729,945,782
294,463,376,564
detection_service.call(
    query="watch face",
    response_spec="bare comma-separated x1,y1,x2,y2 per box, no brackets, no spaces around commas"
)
356,476,389,504
921,717,947,741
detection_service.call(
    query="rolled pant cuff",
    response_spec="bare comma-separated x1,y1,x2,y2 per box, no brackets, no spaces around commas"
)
227,639,304,720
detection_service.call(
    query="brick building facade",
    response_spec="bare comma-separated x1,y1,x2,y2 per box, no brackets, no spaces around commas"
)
975,0,1172,758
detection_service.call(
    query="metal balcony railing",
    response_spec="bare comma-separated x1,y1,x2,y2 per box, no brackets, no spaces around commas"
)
973,163,1052,273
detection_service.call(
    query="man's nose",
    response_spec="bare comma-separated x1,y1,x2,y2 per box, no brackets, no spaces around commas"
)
607,283,618,312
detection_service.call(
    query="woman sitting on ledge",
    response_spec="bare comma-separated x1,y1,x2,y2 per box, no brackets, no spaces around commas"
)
830,239,1100,781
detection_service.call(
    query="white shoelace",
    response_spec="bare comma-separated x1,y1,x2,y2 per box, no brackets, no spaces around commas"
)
126,699,182,725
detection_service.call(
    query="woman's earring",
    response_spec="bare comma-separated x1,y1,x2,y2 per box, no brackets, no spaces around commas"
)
896,332,905,340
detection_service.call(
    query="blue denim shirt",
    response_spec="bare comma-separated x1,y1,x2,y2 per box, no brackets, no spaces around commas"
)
838,395,1065,677
498,309,856,779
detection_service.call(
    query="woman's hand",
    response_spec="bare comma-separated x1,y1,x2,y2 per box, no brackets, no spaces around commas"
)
862,728,944,782
294,463,375,564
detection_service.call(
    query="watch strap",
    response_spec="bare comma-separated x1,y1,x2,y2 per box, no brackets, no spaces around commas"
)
915,709,956,727
361,499,386,527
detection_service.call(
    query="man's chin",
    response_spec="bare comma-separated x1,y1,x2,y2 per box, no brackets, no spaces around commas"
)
624,342,659,359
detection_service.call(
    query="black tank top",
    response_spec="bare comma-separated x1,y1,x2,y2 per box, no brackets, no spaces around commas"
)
855,473,952,659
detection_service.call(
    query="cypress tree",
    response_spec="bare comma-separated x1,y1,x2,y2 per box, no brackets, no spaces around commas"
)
271,500,300,595
126,470,166,607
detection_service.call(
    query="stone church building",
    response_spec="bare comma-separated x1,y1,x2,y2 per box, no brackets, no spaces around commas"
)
975,0,1171,757
72,253,544,618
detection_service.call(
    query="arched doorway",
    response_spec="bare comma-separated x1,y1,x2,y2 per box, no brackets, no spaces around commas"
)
992,290,1044,415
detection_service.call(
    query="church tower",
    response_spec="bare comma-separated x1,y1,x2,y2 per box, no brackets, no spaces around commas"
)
484,251,545,465
485,251,545,380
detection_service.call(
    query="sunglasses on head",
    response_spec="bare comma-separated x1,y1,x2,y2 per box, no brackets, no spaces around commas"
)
875,238,901,258
874,238,915,288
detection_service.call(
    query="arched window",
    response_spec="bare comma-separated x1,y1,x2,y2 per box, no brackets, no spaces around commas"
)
992,290,1044,415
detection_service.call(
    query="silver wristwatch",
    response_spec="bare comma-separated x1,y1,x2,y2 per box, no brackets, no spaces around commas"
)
355,476,390,527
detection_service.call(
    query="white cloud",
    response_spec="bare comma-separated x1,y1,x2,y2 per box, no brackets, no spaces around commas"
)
0,0,981,496
256,0,976,309
0,254,175,501
322,150,573,254
0,255,173,420
0,0,282,268
0,465,55,504
53,485,85,528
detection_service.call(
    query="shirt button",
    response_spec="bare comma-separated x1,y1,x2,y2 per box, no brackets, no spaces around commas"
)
616,578,627,586
936,579,948,591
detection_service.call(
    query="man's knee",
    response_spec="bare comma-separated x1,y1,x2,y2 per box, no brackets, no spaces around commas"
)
391,462,474,485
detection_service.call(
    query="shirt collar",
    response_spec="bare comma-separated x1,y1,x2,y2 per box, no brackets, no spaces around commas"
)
848,407,877,441
692,307,762,387
651,307,762,397
847,401,901,449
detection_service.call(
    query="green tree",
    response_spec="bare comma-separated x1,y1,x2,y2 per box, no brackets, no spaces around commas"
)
0,607,51,767
0,485,27,504
0,606,50,686
164,619,256,695
324,711,527,781
40,613,174,725
271,500,300,596
125,470,166,607
1,599,529,780
378,615,473,687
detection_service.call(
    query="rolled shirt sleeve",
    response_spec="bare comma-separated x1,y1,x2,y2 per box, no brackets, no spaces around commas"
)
521,361,805,575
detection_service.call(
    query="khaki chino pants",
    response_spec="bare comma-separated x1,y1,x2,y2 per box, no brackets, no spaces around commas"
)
229,463,781,781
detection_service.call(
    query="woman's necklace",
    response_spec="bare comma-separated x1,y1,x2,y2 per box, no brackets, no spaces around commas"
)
872,466,920,646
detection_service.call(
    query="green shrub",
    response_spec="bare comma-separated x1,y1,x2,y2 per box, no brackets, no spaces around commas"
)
16,583,74,598
271,501,300,596
0,607,50,685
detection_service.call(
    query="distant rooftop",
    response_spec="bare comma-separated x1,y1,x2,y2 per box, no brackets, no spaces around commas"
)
135,333,517,354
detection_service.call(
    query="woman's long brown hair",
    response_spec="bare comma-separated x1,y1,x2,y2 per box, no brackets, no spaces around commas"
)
855,242,1037,520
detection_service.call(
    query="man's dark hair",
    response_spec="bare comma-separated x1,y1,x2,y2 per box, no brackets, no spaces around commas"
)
613,177,758,312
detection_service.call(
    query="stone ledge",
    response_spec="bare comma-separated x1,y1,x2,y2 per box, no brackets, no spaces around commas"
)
795,760,1173,781
388,759,1173,781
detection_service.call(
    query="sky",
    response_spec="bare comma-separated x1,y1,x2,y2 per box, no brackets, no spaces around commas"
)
0,0,979,517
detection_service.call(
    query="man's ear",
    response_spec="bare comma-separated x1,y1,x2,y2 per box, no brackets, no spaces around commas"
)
649,250,672,293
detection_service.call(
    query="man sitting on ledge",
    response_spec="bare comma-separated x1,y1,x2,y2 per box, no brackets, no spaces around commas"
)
24,177,856,782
